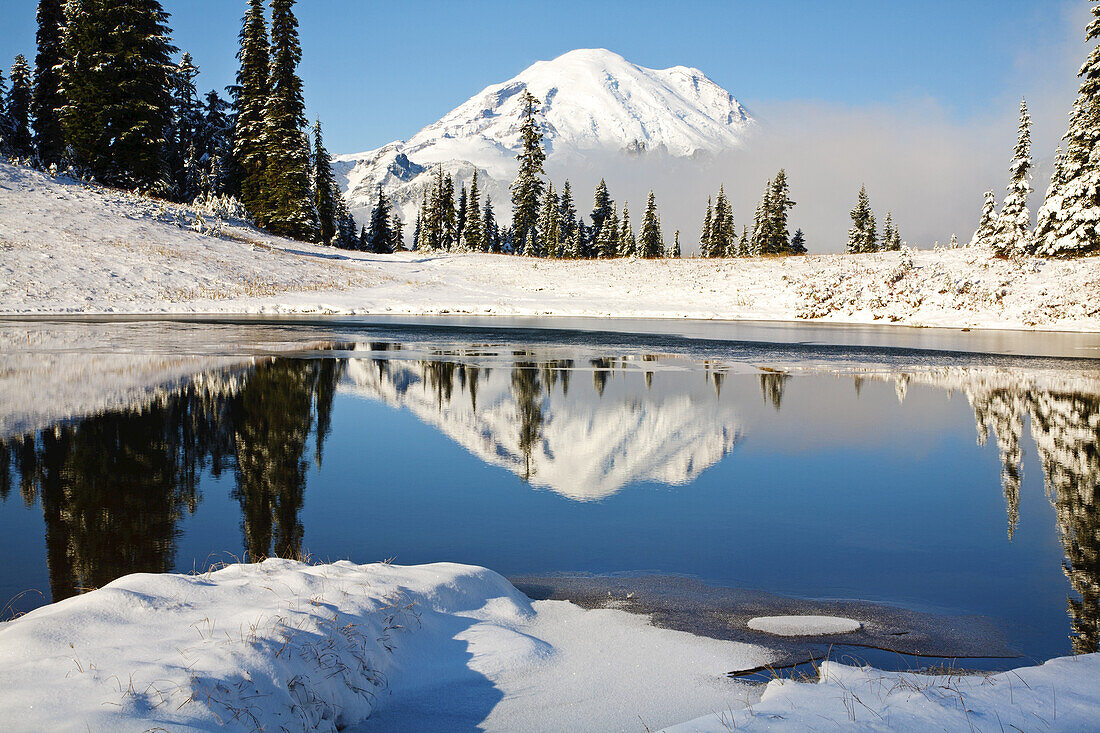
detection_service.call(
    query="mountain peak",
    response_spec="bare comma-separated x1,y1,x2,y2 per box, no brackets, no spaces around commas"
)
336,49,753,230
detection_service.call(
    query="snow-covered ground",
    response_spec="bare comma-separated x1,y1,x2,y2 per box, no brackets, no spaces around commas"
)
0,559,1095,732
3,161,1099,331
0,559,769,733
664,655,1100,732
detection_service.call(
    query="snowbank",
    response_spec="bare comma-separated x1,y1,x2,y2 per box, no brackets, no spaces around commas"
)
1,558,1096,731
663,655,1100,732
0,559,768,732
2,162,1099,331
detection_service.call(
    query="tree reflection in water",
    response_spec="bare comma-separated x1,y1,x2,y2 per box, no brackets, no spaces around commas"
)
0,349,1097,655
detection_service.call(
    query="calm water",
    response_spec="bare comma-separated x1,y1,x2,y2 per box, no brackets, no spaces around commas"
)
0,318,1097,664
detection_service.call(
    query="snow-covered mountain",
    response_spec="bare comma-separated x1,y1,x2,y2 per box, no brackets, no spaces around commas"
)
334,49,753,235
340,348,742,500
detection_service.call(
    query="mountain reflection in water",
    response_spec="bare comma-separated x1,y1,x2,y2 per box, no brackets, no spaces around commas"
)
0,340,1096,658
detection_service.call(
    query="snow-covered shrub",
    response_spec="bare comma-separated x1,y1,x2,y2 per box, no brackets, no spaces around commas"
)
194,193,248,222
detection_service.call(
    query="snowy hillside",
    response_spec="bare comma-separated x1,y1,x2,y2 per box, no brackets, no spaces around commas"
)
2,161,1099,331
341,349,742,500
334,49,753,231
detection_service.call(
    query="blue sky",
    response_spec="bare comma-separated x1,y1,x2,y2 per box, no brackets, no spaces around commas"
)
0,0,1082,154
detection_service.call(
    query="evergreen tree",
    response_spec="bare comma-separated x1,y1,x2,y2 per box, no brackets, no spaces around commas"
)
167,53,202,201
789,228,807,254
359,225,369,251
671,229,681,258
1035,1,1100,256
32,0,66,164
262,0,317,240
566,223,584,259
196,89,232,197
969,189,997,247
389,211,404,252
233,0,270,221
639,190,663,258
366,185,394,253
461,169,483,251
590,178,612,249
749,198,766,255
597,204,618,258
441,173,456,249
311,119,339,244
991,98,1033,258
712,186,735,256
737,225,750,256
699,197,714,257
7,55,33,158
482,195,498,252
511,90,545,250
882,212,895,252
334,196,358,249
59,0,177,189
559,180,577,242
949,233,959,248
619,202,636,257
763,170,794,254
538,183,560,257
847,184,877,253
0,67,9,152
455,182,468,250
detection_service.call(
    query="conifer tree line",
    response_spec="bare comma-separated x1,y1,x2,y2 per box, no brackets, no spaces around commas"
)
969,0,1100,259
0,0,363,248
698,170,806,257
413,91,677,258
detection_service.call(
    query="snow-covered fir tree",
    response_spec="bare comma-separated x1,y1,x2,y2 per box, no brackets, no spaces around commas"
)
558,180,577,245
699,196,714,257
761,170,794,254
455,183,468,249
366,185,394,254
6,55,33,158
619,202,636,257
262,0,317,240
232,0,270,221
311,119,340,245
970,190,997,247
949,233,959,248
737,225,750,256
1035,1,1100,257
671,230,681,258
589,179,612,255
847,184,877,253
482,195,498,252
511,90,545,250
440,174,456,249
32,0,66,164
597,205,618,258
990,99,1033,258
0,67,9,152
167,53,203,201
196,89,232,197
639,190,663,258
537,183,560,257
461,170,484,251
334,196,359,250
882,212,895,253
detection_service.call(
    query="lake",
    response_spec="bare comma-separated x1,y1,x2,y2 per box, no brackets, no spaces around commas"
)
0,316,1096,667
